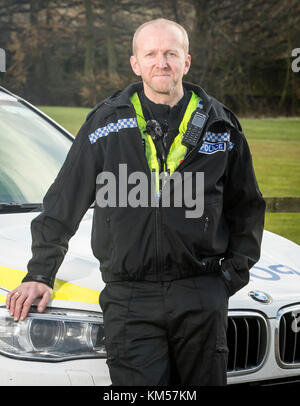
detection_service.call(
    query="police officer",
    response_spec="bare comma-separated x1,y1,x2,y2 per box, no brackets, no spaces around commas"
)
6,18,265,386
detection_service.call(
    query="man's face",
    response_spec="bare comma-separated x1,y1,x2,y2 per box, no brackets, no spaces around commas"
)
130,24,191,98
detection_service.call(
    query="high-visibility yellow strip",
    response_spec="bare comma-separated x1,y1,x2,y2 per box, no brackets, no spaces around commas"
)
0,266,99,304
52,279,99,304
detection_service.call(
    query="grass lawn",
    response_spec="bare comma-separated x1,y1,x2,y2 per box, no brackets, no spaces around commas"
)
264,212,300,246
39,106,300,245
240,118,300,198
39,106,91,136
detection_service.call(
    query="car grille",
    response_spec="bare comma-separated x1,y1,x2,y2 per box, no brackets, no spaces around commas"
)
227,312,268,375
276,305,300,368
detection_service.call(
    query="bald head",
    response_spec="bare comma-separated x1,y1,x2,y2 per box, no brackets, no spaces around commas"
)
130,18,191,106
132,18,189,57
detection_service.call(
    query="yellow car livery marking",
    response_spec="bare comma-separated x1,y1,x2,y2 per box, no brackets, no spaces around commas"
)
0,266,100,304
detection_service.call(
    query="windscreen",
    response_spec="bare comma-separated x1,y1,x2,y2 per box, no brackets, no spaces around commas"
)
0,96,72,204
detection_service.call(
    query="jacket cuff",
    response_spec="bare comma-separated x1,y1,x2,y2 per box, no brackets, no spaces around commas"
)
219,257,250,297
22,273,55,289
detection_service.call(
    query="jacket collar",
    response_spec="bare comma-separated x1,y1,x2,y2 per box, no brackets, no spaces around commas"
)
105,81,237,130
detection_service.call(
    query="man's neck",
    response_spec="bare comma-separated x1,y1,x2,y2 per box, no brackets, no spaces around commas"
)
143,85,184,108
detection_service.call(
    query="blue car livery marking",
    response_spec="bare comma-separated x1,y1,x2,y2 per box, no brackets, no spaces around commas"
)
250,264,300,281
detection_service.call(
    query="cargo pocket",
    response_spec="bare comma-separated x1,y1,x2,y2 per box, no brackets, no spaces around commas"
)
105,341,126,385
214,343,229,385
212,302,229,385
106,342,119,367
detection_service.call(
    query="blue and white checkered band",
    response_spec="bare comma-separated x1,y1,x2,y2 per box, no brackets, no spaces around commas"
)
88,118,138,144
203,131,230,143
228,141,235,151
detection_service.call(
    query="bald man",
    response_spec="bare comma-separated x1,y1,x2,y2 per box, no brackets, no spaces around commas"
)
7,18,265,386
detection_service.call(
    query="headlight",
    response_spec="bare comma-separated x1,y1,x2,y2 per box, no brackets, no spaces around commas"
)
0,307,106,361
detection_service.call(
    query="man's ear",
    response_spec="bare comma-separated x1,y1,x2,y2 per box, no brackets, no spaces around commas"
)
130,55,141,76
183,54,191,75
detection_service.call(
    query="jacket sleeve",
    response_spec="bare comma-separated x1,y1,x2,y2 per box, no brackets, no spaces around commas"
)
22,117,102,288
220,125,266,297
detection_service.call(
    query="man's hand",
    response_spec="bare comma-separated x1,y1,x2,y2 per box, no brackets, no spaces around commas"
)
6,282,53,321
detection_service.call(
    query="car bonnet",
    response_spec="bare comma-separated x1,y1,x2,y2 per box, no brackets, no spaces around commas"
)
0,209,104,312
229,230,300,318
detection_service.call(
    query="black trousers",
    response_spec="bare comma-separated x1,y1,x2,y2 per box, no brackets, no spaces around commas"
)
99,273,229,386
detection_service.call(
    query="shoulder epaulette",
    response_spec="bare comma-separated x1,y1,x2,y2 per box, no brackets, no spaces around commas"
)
85,101,107,123
223,106,242,132
85,89,122,123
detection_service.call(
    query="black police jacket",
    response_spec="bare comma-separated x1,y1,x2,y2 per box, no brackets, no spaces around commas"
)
23,81,266,297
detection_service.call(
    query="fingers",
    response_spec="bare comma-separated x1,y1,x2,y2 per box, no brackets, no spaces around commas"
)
7,290,33,321
6,282,52,321
37,290,52,313
6,290,23,320
19,295,39,321
5,289,15,310
6,288,22,310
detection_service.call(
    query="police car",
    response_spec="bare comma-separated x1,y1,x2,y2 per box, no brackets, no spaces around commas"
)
0,87,300,386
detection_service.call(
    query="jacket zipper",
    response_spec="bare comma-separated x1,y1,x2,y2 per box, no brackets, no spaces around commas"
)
122,103,167,280
154,186,163,280
154,158,166,280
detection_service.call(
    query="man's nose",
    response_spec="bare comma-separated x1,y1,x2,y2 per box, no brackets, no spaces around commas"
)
156,53,168,69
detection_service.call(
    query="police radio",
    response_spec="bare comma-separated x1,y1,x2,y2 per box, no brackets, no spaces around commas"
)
181,108,209,149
